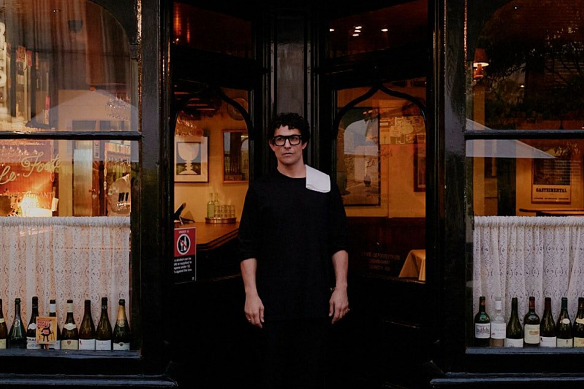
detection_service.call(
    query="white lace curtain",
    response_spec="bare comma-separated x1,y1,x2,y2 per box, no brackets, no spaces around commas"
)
0,217,130,328
473,216,584,321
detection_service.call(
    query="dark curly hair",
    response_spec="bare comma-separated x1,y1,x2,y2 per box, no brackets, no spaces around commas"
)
268,112,310,144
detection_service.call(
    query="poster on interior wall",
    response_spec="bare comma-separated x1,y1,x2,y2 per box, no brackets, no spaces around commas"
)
337,107,381,206
531,155,575,203
174,135,209,183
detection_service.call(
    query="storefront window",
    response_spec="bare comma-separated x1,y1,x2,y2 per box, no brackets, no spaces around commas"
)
466,0,584,348
0,0,138,352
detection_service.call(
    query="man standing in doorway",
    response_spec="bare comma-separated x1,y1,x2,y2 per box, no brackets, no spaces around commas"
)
238,112,350,389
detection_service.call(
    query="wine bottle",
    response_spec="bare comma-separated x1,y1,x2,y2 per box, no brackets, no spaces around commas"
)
96,297,113,350
490,297,505,347
207,193,215,218
61,299,79,350
573,297,584,348
539,297,556,347
524,296,540,347
26,296,41,349
474,296,490,347
556,297,573,347
8,298,26,349
78,300,96,350
0,299,8,349
48,299,61,350
113,299,131,350
505,297,523,347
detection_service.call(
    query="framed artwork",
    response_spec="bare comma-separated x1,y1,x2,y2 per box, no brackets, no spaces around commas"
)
531,154,573,203
414,134,426,192
174,135,209,183
337,107,381,206
222,129,249,183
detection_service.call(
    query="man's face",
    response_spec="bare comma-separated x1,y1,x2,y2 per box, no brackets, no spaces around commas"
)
269,125,307,167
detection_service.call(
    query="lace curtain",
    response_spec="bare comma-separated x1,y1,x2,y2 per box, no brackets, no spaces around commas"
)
473,216,584,321
0,217,130,328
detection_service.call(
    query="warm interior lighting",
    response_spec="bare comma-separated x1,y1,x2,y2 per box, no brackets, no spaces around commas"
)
381,28,389,32
473,48,489,80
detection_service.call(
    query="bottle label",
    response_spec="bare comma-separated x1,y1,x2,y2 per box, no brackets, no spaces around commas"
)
28,323,36,330
26,337,40,349
540,336,556,347
574,337,584,347
576,318,584,325
474,323,490,339
49,341,61,350
0,318,4,324
116,320,125,328
557,338,573,347
505,338,524,347
79,338,96,350
96,339,112,350
562,318,571,325
0,339,6,349
113,342,130,350
61,339,79,350
524,324,540,344
64,323,76,331
491,322,506,339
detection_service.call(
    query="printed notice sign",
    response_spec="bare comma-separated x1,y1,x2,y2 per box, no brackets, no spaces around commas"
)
36,316,57,345
174,227,196,283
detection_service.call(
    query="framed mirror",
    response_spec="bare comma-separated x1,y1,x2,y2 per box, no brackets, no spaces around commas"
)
223,129,249,183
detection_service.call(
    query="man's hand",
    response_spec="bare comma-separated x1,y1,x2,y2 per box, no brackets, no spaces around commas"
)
329,286,349,324
245,293,265,328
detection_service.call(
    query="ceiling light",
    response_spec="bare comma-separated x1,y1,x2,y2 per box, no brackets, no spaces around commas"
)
381,28,389,32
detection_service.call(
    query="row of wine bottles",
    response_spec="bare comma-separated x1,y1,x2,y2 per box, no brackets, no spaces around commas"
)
0,297,131,350
474,295,584,347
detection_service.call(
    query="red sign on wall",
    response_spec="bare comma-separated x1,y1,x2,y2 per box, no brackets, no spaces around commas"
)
174,227,196,257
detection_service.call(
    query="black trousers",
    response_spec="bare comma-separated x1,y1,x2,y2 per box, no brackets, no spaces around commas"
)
260,318,331,389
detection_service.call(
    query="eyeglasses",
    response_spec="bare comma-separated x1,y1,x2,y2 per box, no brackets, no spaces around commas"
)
271,135,303,146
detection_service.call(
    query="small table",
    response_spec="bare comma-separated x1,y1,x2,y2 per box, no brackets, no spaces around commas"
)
398,249,426,281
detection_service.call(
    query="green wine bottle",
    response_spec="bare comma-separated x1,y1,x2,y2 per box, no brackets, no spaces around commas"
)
524,296,540,347
112,299,131,350
556,297,573,347
474,296,490,347
573,297,584,347
0,299,8,349
96,297,113,350
8,298,26,349
78,300,96,350
505,297,523,347
539,297,556,347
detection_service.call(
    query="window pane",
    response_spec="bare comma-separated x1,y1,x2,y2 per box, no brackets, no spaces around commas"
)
0,0,138,354
467,0,584,131
0,0,137,132
173,3,252,59
0,139,136,347
328,0,427,58
336,80,426,218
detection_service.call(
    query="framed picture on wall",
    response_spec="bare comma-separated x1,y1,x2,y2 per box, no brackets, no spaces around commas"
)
174,135,209,183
